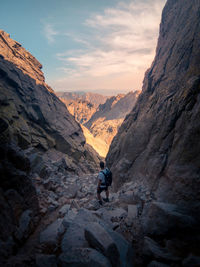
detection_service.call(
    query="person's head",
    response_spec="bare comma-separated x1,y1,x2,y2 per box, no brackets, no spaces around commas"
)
100,161,104,169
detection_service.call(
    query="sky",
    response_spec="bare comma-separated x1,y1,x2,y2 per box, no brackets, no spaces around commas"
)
1,0,166,95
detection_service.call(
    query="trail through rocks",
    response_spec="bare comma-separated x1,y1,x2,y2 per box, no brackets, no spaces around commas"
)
3,170,198,266
4,172,137,267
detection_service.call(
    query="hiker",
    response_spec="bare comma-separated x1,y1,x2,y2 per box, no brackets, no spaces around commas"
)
97,161,112,205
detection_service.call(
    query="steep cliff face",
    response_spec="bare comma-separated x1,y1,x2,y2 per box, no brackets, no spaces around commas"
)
0,30,99,170
107,0,200,204
0,30,100,261
106,1,200,263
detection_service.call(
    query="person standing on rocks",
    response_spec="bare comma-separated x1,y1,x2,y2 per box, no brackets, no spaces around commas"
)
97,161,110,205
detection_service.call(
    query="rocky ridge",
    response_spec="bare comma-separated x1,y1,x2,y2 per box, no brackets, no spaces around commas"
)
107,0,200,265
56,91,109,107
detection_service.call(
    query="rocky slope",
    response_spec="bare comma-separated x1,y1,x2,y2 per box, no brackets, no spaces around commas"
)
85,91,140,150
81,125,110,158
107,0,200,265
3,171,136,267
0,30,101,263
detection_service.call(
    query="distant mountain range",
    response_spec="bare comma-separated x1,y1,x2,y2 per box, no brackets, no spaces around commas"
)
58,90,140,157
56,91,109,107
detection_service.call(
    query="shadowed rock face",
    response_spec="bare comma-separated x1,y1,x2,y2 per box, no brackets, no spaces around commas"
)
0,30,100,262
106,1,200,264
0,30,100,170
107,0,200,209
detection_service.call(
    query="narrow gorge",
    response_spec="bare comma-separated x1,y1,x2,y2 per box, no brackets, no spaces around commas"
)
0,0,200,266
58,91,140,157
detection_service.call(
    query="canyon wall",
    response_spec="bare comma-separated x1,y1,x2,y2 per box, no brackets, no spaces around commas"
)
106,0,200,262
107,0,200,207
0,30,100,172
0,30,100,261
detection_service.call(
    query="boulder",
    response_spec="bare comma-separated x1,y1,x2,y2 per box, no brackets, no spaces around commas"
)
61,223,89,252
59,247,112,267
66,184,79,198
95,207,127,225
62,210,77,229
75,208,99,224
85,222,120,266
143,237,180,263
104,226,134,267
142,201,196,236
40,218,65,252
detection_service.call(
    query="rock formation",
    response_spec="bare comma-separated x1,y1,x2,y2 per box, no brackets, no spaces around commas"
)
84,91,140,154
107,0,200,265
0,30,101,263
81,124,110,158
58,90,140,157
60,97,97,124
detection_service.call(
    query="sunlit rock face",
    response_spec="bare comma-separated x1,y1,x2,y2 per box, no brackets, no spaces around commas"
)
60,98,97,125
84,91,140,156
59,90,140,158
0,30,100,261
107,0,200,210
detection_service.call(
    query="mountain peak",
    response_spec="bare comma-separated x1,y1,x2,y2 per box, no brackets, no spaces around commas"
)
0,30,44,84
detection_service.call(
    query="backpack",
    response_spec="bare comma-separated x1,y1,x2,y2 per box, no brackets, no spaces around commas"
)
101,168,112,186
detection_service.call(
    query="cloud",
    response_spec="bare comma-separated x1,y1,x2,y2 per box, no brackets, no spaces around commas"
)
51,0,166,92
44,23,59,43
